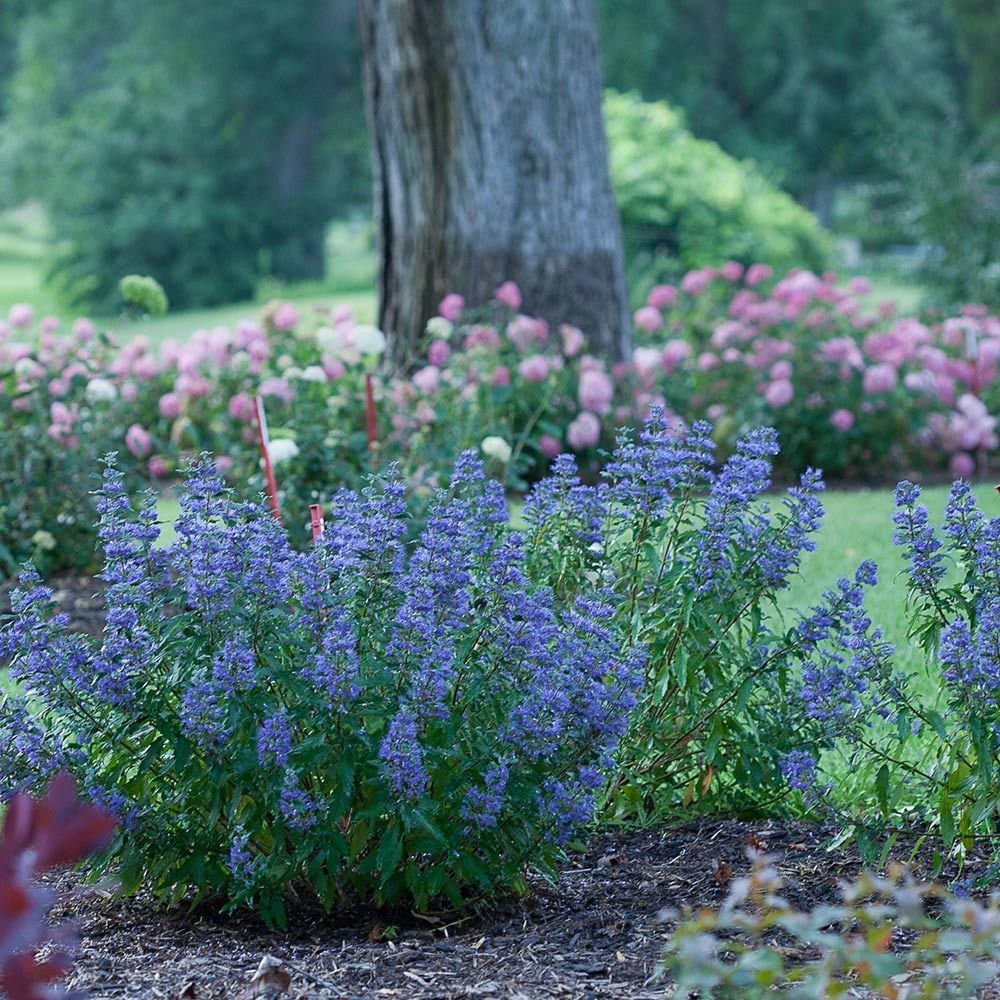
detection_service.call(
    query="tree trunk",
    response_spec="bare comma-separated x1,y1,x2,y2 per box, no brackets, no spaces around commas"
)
358,0,631,364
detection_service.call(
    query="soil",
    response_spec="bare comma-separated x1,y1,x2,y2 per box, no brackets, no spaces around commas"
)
11,573,1000,997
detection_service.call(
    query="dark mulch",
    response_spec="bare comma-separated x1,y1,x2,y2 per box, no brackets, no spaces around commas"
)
11,572,1000,996
49,820,1000,999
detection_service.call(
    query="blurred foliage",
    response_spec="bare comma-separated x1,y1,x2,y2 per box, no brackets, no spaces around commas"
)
597,0,964,218
0,0,369,311
950,0,1000,127
605,92,831,281
902,122,1000,305
0,0,994,313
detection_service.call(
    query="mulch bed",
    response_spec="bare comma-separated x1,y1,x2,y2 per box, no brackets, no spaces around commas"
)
48,820,1000,999
10,572,1000,997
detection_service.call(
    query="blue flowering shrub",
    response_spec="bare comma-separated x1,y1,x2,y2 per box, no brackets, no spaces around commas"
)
0,454,643,926
522,409,829,819
781,479,1000,869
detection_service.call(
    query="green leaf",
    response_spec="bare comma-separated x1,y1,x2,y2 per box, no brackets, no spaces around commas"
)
875,764,891,817
375,825,403,888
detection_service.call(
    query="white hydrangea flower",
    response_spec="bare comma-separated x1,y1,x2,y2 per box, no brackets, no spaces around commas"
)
481,436,512,463
425,316,454,340
31,530,56,551
267,438,300,465
298,365,327,382
85,378,117,403
13,357,37,379
352,324,387,356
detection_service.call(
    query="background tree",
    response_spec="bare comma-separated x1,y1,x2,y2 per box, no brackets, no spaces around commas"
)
949,0,1000,127
596,0,961,224
0,0,368,310
358,0,631,363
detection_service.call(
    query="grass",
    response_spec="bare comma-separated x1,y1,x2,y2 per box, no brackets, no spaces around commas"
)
863,275,927,315
0,206,378,344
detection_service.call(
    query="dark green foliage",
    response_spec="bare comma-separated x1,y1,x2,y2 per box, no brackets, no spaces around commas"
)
902,121,1000,305
597,0,963,212
605,92,831,280
0,0,368,310
950,0,1000,127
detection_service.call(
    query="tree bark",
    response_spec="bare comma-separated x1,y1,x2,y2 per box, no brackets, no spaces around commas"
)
358,0,631,364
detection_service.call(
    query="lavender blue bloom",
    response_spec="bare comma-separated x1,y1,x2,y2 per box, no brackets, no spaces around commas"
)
892,481,946,593
380,708,427,800
779,750,818,791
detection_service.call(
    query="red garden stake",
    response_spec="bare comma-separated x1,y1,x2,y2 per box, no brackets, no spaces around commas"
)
364,373,378,467
253,394,283,523
309,503,325,544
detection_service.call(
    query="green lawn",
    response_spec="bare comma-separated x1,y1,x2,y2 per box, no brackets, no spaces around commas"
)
0,205,378,343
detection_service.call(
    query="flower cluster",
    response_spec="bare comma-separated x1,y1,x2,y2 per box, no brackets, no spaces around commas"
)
5,267,999,571
0,452,642,924
627,269,1000,480
779,480,1000,873
525,410,830,819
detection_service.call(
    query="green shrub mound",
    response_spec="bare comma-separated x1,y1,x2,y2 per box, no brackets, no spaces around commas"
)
605,90,832,280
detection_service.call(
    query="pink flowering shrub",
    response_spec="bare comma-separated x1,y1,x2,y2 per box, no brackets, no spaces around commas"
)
0,312,150,577
623,267,1000,480
5,266,1000,569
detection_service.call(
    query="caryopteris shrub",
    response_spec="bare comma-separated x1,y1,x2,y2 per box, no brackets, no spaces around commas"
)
0,453,643,926
523,408,828,819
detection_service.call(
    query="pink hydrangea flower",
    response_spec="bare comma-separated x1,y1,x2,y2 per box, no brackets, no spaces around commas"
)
633,306,663,332
322,355,346,380
158,393,182,419
121,382,138,402
560,324,585,357
647,284,677,309
770,360,793,380
681,269,713,296
721,261,744,282
849,276,872,295
662,340,692,372
71,317,95,342
438,294,464,322
8,303,34,328
506,315,546,351
745,263,774,286
125,423,152,458
39,315,60,334
632,347,662,379
863,363,897,394
567,411,601,450
428,339,451,366
490,365,511,387
539,434,562,458
228,392,256,422
830,408,855,431
272,302,299,330
465,324,501,350
578,369,614,415
148,455,170,479
412,365,441,394
259,377,292,402
494,281,522,310
518,355,550,382
950,452,975,477
764,379,794,407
